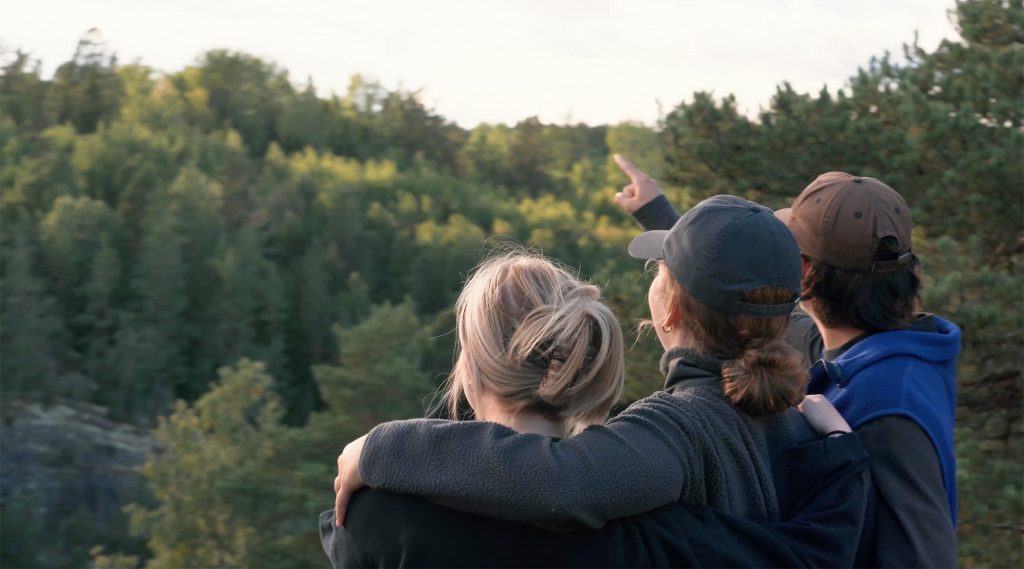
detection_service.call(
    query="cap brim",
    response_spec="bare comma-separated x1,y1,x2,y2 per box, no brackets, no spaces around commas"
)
774,208,793,226
628,230,669,260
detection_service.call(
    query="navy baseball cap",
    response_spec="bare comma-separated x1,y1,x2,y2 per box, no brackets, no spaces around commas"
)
628,195,801,317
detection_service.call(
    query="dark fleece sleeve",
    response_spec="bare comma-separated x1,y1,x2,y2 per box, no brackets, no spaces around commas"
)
322,434,868,569
634,432,869,568
632,195,681,231
359,392,700,531
855,416,957,568
319,490,581,568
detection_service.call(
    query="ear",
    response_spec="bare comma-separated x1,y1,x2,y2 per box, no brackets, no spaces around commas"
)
800,254,812,276
664,301,684,328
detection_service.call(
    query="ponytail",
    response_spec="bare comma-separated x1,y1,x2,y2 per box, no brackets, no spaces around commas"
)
722,340,806,417
664,276,808,417
508,285,624,434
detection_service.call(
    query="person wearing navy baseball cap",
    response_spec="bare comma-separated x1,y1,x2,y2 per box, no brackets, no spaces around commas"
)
626,194,809,417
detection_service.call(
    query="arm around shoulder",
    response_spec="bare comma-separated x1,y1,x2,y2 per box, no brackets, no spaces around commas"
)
358,394,700,530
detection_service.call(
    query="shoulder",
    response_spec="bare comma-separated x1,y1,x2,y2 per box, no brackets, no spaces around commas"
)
857,415,934,450
835,348,952,402
621,388,734,423
319,490,422,568
638,388,777,448
757,407,817,446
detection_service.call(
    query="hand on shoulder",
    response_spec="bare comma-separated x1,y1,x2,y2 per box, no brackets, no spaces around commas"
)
334,433,368,527
798,394,851,437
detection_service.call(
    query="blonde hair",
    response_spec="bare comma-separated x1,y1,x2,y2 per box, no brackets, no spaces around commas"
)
660,267,807,417
447,252,625,435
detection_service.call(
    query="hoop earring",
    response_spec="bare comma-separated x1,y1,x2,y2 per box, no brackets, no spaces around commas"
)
662,323,673,333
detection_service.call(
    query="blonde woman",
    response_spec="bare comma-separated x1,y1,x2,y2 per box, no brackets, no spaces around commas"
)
440,252,626,438
322,251,866,568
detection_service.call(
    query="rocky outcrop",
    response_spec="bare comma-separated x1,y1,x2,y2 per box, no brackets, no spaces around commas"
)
1,401,153,568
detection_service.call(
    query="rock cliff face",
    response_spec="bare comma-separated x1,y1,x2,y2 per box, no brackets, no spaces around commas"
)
1,401,153,568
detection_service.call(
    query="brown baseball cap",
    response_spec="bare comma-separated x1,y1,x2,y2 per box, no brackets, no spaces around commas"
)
776,172,912,272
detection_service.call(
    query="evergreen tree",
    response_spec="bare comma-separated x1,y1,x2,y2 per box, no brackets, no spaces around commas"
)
282,244,334,422
337,271,371,326
79,235,122,404
278,80,329,153
504,117,552,195
193,50,293,156
166,166,226,387
0,237,61,398
45,28,124,133
38,195,120,333
129,196,189,402
126,360,306,568
0,50,50,131
312,300,432,429
212,225,288,381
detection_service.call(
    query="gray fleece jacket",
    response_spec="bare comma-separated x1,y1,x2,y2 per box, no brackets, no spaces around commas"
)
359,347,817,530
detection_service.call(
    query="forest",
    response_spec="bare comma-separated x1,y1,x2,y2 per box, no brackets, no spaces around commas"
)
0,0,1020,567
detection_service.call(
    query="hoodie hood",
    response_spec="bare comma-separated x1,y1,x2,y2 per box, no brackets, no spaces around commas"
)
831,316,961,385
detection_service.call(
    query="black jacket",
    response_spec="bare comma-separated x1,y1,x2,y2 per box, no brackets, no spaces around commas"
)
321,433,868,568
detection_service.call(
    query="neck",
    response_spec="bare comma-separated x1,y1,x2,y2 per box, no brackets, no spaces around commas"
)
802,301,866,350
657,326,695,352
818,325,866,351
474,392,565,437
502,410,566,438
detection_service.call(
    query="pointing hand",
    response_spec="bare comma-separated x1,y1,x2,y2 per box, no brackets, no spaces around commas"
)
612,154,664,214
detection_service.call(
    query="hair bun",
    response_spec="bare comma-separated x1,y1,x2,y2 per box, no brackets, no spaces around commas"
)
723,341,807,417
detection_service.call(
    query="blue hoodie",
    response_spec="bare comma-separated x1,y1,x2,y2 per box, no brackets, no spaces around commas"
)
807,316,960,524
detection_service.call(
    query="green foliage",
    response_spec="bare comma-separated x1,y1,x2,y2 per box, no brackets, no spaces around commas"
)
131,195,189,398
128,360,291,568
127,304,437,567
39,195,121,322
0,50,49,131
919,235,1022,377
2,5,1021,566
313,301,432,424
46,29,124,134
191,50,293,156
661,0,1023,248
0,237,61,399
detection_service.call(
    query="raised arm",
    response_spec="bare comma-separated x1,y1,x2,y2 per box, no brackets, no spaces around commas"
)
351,391,700,531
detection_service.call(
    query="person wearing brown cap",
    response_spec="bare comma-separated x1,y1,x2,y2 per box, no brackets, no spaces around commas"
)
614,158,960,568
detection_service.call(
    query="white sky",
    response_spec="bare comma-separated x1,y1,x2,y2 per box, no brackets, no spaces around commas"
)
2,0,958,127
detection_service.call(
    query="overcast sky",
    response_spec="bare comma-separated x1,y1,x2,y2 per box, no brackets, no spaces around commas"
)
2,0,958,127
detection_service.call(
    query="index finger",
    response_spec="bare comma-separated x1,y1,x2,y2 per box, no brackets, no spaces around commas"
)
613,154,649,182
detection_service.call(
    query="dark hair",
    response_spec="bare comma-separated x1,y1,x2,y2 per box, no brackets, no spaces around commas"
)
802,237,921,332
666,277,808,417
